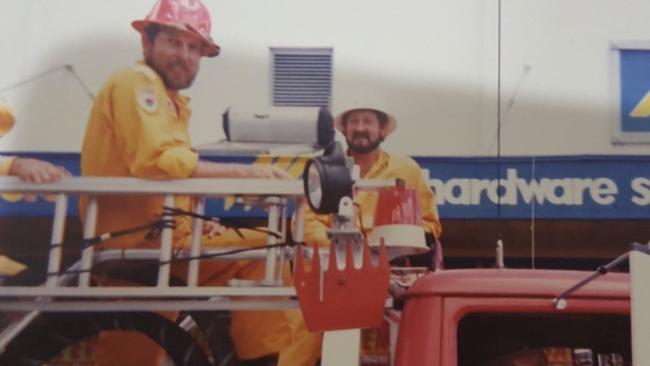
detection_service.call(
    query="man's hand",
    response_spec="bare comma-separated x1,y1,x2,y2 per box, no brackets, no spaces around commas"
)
9,158,71,183
202,220,227,238
192,161,292,179
243,165,291,179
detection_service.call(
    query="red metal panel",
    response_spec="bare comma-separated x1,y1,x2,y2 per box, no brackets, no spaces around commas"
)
394,297,442,366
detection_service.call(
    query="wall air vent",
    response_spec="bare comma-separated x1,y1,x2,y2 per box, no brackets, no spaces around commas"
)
271,47,333,108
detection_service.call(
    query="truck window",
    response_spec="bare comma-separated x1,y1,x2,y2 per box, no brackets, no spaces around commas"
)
457,313,630,366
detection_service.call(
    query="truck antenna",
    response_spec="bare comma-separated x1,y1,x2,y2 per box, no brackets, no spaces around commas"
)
495,0,505,263
552,250,631,310
530,156,536,269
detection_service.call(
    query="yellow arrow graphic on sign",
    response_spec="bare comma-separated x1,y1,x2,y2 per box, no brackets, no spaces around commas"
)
630,90,650,117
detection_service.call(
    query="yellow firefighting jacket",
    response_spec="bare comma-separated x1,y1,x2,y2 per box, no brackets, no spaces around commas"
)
301,149,442,247
0,156,15,176
80,62,198,249
0,101,16,176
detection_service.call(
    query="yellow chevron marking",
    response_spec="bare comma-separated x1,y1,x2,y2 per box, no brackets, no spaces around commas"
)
255,155,274,165
287,157,309,178
1,193,23,202
630,91,650,117
273,156,295,171
0,193,44,203
224,196,236,211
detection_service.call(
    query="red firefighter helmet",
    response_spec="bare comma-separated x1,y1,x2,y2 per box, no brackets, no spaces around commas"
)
132,0,221,57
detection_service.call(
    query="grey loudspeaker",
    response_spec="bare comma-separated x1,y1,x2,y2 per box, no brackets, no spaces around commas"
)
223,106,334,147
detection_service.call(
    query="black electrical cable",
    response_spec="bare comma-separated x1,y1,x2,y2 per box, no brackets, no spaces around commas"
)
159,242,299,265
50,241,303,278
65,64,95,100
46,219,175,277
0,64,95,101
47,205,298,278
82,219,176,248
162,206,282,239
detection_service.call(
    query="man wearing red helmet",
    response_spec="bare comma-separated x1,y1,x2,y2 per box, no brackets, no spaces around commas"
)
80,0,319,365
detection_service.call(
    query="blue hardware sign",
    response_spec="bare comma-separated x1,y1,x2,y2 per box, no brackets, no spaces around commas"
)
420,155,649,219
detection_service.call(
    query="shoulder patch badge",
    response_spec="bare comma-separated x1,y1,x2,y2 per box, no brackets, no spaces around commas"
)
137,87,159,113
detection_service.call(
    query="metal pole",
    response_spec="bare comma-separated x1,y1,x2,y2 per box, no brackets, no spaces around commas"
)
496,239,505,269
79,196,97,287
293,200,305,244
188,197,206,287
630,243,650,366
0,311,39,352
293,201,306,277
263,200,280,284
157,194,175,287
276,203,288,284
552,251,630,309
321,330,361,366
46,194,68,287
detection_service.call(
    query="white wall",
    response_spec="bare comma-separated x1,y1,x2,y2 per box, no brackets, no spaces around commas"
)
488,0,650,156
0,0,649,156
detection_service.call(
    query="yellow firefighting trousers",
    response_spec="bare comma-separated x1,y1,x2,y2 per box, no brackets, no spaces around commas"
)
93,230,321,366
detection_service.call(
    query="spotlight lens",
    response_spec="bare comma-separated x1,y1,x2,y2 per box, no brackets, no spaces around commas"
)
307,162,323,209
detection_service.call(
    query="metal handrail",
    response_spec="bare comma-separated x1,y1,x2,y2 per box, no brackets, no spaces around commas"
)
0,176,304,196
0,176,306,307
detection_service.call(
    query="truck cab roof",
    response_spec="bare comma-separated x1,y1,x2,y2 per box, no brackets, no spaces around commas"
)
405,268,629,300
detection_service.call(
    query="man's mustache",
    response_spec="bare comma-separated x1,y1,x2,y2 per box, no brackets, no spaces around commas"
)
171,62,190,72
351,132,370,140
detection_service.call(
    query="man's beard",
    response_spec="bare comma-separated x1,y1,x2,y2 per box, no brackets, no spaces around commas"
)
347,133,384,154
146,57,197,90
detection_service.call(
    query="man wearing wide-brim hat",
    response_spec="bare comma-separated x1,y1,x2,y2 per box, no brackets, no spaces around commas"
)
300,105,442,362
303,106,442,250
